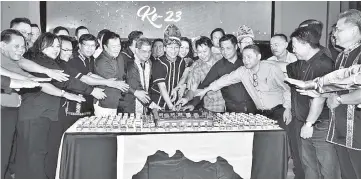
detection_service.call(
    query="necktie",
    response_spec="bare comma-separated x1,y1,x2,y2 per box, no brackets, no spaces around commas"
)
140,62,147,114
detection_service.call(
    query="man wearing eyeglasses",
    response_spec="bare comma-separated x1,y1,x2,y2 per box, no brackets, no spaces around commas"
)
10,18,32,48
196,44,291,179
123,38,161,113
67,34,99,115
287,27,338,179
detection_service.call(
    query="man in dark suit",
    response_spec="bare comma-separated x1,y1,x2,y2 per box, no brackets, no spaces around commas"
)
124,38,161,113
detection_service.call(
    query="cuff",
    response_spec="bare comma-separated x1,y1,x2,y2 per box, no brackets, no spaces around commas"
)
152,78,165,85
85,86,95,95
75,73,83,79
128,87,136,94
189,96,201,107
148,102,158,109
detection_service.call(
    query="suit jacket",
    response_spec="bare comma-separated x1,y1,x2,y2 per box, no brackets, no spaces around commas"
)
123,60,152,113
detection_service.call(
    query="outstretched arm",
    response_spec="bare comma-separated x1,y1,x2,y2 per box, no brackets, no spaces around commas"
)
17,58,69,82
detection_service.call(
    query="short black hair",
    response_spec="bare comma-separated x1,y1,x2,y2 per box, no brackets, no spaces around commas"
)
10,18,31,28
79,33,97,45
102,31,121,47
58,35,74,44
1,29,25,43
97,29,111,41
195,36,213,49
152,38,163,48
210,28,225,39
180,37,194,58
53,26,69,35
272,33,288,42
299,19,323,38
75,26,88,37
291,26,321,49
128,31,143,46
243,44,261,55
219,34,238,48
31,24,39,28
136,38,152,49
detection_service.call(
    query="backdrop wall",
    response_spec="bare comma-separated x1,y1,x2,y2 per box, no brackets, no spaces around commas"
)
1,1,344,46
45,1,272,40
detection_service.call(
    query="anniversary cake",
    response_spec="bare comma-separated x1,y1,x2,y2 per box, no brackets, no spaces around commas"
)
71,111,281,133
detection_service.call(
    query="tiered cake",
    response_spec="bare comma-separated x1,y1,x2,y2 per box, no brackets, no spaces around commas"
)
70,111,281,133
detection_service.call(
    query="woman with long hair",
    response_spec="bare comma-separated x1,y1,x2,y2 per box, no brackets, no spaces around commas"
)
170,37,196,102
15,32,105,179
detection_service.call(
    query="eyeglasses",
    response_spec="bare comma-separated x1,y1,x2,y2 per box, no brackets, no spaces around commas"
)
334,25,357,33
166,46,179,51
81,43,96,49
62,48,73,52
138,49,151,54
252,73,258,87
19,31,32,37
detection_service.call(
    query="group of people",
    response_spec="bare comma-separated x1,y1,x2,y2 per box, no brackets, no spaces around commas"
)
1,7,361,179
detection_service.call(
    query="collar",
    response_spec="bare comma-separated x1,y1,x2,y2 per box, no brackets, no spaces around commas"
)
124,47,134,58
223,56,243,65
343,42,361,55
101,51,116,60
306,49,324,65
134,56,150,66
162,54,179,63
77,49,87,61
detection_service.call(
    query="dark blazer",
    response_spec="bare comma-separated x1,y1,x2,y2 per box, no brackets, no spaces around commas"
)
123,60,152,113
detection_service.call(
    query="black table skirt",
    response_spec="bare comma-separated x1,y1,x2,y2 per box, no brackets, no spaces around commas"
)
58,134,117,179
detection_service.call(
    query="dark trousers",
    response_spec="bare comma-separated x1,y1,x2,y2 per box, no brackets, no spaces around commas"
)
251,106,289,179
1,107,18,179
287,119,305,179
15,117,52,179
225,100,257,114
301,120,340,179
335,145,361,179
45,107,80,179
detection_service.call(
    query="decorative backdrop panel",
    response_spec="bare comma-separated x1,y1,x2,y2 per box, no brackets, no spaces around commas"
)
47,1,272,40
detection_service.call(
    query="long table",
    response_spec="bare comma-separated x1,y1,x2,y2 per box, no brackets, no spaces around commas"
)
56,120,286,179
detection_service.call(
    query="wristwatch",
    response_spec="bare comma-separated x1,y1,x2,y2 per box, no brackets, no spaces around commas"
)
305,121,313,127
60,90,66,97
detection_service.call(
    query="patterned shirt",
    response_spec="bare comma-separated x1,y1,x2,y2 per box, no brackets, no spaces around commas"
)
326,43,361,150
187,58,225,112
150,55,186,108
